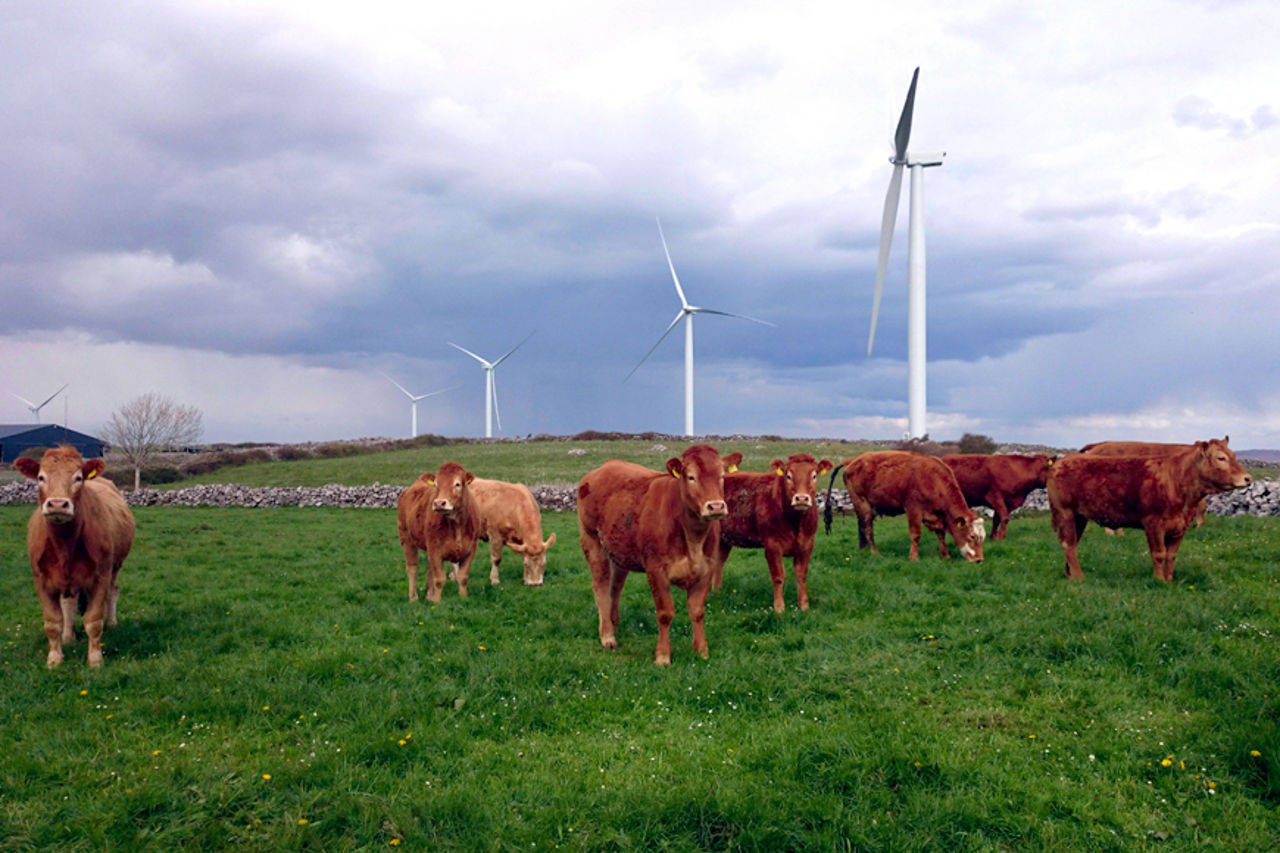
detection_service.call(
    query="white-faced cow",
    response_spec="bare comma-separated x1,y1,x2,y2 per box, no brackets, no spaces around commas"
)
577,444,743,666
16,446,135,667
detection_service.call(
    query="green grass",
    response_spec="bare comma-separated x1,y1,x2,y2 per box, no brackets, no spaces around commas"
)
164,439,881,489
2,501,1279,850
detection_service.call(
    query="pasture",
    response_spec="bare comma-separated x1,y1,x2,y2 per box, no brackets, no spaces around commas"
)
2,445,1279,850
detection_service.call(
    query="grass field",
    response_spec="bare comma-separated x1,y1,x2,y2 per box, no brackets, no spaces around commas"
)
3,486,1278,851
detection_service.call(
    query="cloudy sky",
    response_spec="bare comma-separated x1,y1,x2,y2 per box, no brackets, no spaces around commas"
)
2,0,1277,448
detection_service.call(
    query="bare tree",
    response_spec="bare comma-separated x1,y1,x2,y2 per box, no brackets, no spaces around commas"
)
101,393,204,490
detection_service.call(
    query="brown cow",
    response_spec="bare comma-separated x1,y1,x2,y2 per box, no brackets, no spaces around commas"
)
577,444,743,666
16,446,135,667
1047,438,1250,581
1080,439,1229,528
835,451,986,562
941,453,1053,540
715,454,833,612
469,477,556,586
396,462,479,602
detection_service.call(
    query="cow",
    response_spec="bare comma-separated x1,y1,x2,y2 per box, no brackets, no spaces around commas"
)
15,446,135,668
1080,439,1231,529
577,444,743,666
469,477,556,586
941,453,1053,540
828,451,985,563
396,462,480,602
1048,438,1250,581
715,453,833,612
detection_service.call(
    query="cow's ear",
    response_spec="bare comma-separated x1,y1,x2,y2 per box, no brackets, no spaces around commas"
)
666,458,683,478
817,459,833,476
722,452,743,474
82,459,105,480
424,474,436,486
770,458,785,475
956,518,965,528
15,457,40,479
1195,440,1210,455
464,471,475,485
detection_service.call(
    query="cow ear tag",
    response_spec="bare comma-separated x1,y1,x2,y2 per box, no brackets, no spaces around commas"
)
956,519,965,528
672,470,679,477
86,469,97,479
774,467,783,476
728,464,738,473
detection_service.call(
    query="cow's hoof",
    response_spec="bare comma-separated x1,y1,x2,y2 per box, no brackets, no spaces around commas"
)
654,655,671,666
46,653,63,668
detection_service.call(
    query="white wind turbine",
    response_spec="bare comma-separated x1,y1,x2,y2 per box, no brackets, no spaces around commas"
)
627,218,773,437
866,67,945,440
380,373,455,439
448,332,534,438
11,383,68,423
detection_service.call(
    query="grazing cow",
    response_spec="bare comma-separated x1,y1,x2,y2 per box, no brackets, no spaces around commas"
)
16,446,135,668
469,477,556,586
1047,438,1250,581
830,451,985,563
715,454,833,612
941,453,1053,540
1080,439,1229,528
396,462,479,602
577,444,743,665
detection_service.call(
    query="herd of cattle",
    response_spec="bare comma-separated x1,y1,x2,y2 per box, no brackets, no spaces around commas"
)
14,436,1253,667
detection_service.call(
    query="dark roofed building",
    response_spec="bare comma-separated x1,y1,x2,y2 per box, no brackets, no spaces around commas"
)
0,424,106,463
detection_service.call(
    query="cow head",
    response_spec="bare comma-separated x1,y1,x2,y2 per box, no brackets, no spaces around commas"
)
773,454,834,512
1032,454,1054,487
509,533,556,586
1195,438,1251,492
426,462,475,514
15,446,105,525
666,445,742,521
951,510,986,563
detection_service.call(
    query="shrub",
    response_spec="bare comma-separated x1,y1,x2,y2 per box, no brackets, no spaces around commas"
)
274,445,314,461
957,433,999,454
139,466,182,486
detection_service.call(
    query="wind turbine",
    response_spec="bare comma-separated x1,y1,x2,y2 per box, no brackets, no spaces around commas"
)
627,218,773,437
866,67,944,440
448,332,534,438
11,383,68,423
380,373,455,439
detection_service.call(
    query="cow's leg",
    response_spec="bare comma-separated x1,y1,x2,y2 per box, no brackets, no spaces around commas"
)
60,593,77,643
990,494,1010,540
608,563,628,637
710,543,730,592
764,546,787,613
1162,527,1188,582
35,583,65,668
581,528,618,649
425,551,446,603
82,580,111,668
1052,508,1086,579
853,499,879,555
646,570,676,666
1143,522,1170,581
793,550,812,612
454,554,473,597
400,537,420,602
488,537,504,586
106,567,121,627
933,520,951,559
685,576,711,660
906,510,923,561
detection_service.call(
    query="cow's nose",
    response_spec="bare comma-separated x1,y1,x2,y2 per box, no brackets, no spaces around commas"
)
704,500,727,518
44,498,72,513
792,495,813,509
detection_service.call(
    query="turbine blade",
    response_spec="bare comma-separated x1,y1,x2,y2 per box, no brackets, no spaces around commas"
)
417,384,460,401
625,311,684,381
694,307,775,327
35,383,69,410
868,163,904,356
656,217,690,309
491,330,535,368
380,372,415,399
10,392,37,409
448,342,491,367
893,67,919,162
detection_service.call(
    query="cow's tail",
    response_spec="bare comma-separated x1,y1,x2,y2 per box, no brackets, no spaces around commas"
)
822,462,847,534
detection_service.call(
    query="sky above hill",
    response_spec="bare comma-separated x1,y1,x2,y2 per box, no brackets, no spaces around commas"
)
2,0,1277,448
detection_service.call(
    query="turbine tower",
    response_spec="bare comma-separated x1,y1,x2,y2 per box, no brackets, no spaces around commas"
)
866,67,944,439
627,218,772,437
11,383,68,423
448,332,534,438
380,373,454,438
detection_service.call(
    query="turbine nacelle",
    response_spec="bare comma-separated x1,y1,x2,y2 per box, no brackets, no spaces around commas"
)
449,332,534,438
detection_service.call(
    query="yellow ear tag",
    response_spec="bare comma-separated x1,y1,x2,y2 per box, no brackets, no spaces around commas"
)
728,464,738,474
1047,459,1054,466
774,468,783,476
956,519,965,528
672,470,679,478
87,470,97,479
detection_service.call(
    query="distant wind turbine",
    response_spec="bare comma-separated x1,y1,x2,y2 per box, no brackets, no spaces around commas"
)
11,383,68,423
448,332,535,438
866,67,945,440
626,218,773,437
380,373,455,439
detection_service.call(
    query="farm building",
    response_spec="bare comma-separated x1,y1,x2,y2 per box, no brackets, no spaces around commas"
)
0,424,106,463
